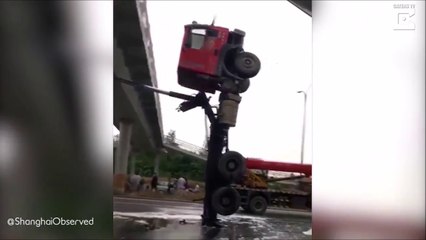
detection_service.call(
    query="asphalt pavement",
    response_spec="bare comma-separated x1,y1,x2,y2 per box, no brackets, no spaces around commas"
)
113,197,311,240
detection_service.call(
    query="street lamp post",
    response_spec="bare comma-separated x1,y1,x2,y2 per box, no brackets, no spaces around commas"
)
297,90,307,164
204,114,209,148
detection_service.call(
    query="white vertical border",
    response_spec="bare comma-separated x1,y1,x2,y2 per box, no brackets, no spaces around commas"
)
313,0,425,238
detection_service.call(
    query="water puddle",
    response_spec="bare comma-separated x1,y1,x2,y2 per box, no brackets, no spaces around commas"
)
113,211,203,239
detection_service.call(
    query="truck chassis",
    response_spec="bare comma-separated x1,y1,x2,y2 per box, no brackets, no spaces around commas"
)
233,185,311,215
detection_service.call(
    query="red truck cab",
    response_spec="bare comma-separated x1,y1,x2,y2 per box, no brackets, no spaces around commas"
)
177,22,261,94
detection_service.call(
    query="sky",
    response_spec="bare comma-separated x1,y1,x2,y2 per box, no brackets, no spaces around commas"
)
115,1,313,164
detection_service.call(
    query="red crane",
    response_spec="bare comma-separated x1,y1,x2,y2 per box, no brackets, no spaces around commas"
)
246,158,312,176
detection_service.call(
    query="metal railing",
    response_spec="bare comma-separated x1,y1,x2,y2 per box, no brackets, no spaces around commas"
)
164,135,208,158
113,134,207,159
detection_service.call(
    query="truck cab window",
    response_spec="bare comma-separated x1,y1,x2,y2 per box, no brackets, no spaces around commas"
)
187,29,218,50
189,29,206,49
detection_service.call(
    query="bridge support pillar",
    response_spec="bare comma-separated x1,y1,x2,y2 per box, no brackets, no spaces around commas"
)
154,148,168,176
113,119,133,193
129,153,136,175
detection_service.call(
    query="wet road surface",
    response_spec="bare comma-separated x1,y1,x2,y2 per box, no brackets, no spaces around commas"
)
114,197,311,240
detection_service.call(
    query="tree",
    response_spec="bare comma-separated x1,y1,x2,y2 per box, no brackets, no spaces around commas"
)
165,130,178,146
130,146,207,182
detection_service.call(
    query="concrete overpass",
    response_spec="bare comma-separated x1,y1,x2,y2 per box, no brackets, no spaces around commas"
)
114,0,165,192
163,136,207,161
287,0,312,17
113,0,207,193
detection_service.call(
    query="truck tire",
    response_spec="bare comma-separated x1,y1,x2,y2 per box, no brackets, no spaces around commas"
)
237,79,250,93
248,195,267,215
220,78,239,93
234,52,261,79
218,151,246,183
212,186,241,216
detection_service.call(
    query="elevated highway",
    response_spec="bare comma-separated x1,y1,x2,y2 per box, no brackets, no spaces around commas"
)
113,0,164,192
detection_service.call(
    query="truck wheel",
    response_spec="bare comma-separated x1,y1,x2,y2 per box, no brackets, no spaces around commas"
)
220,78,239,93
234,52,261,78
249,195,267,215
212,186,241,216
218,151,246,183
237,79,250,93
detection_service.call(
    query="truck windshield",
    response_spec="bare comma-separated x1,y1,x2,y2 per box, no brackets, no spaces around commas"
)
190,29,206,49
189,28,218,50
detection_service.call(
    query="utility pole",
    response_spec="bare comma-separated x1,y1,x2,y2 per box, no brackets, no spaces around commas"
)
297,90,307,164
204,114,209,148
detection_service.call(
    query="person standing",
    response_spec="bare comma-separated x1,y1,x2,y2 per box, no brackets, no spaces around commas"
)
129,171,142,193
177,177,186,190
151,173,158,191
183,177,189,190
138,176,145,192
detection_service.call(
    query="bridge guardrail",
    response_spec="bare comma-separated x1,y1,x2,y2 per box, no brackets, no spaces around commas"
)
164,135,208,157
114,134,208,158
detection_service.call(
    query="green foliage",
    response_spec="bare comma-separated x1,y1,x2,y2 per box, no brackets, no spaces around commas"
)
165,130,178,146
132,152,156,176
132,151,206,182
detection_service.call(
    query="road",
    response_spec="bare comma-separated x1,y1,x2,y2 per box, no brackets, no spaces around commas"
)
113,197,311,240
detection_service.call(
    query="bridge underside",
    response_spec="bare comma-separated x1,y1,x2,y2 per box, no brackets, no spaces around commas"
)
114,0,163,152
163,143,207,162
287,0,312,17
113,0,164,192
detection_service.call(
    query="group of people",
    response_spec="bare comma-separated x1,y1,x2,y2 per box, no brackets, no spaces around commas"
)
167,176,200,193
126,172,158,193
126,172,200,194
176,176,188,190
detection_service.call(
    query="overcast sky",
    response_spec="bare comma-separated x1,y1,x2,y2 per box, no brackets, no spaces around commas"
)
116,1,312,164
